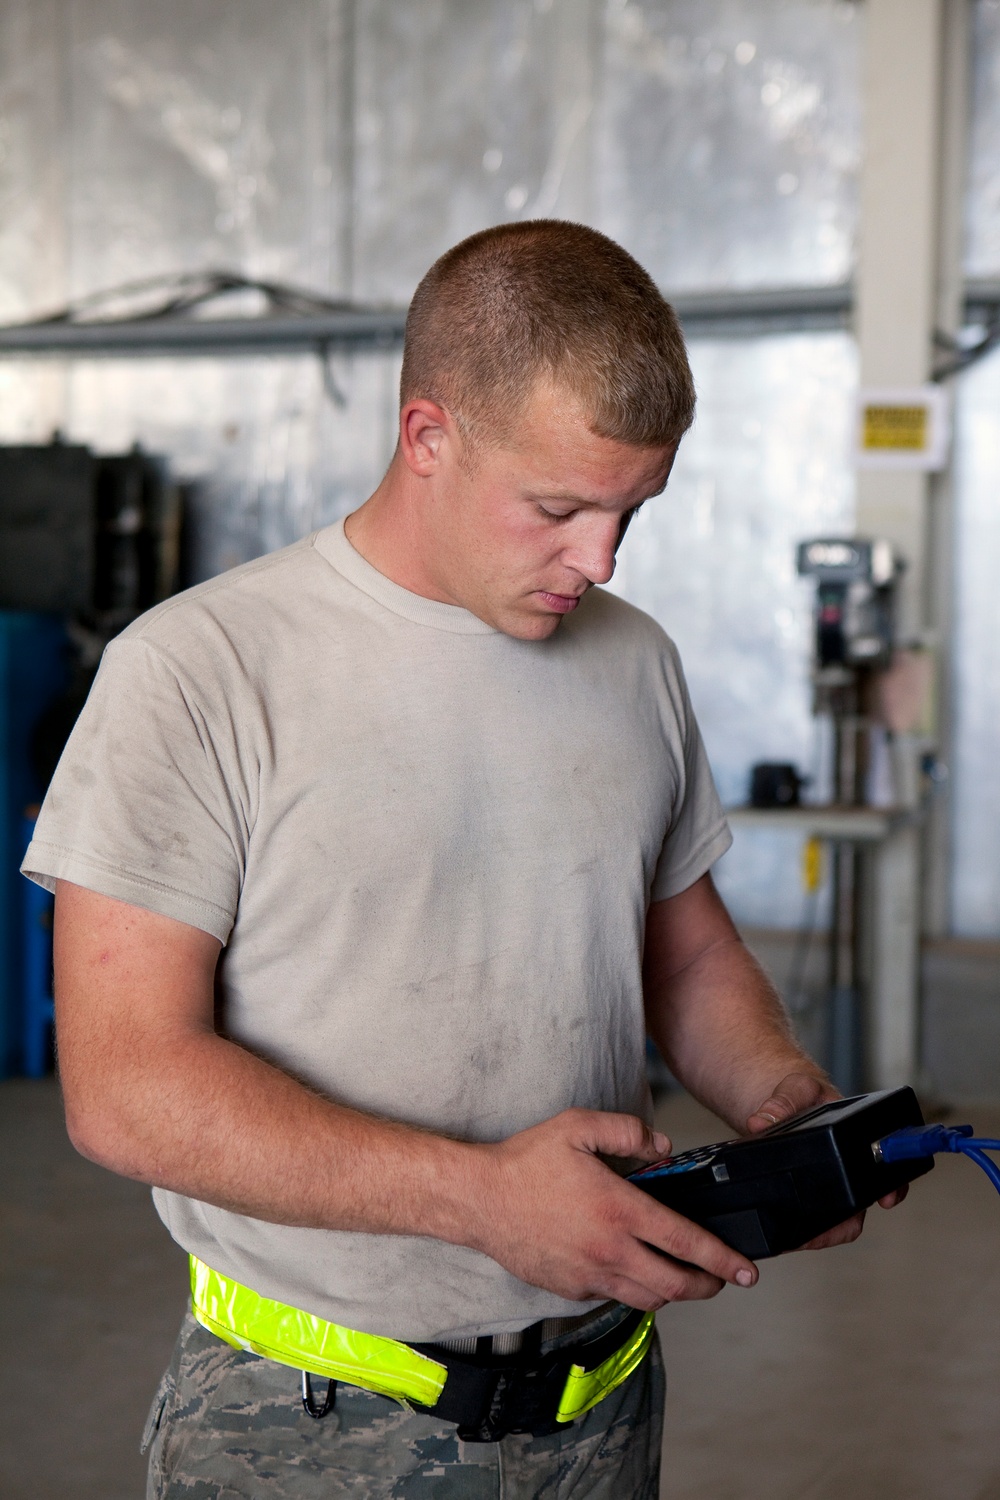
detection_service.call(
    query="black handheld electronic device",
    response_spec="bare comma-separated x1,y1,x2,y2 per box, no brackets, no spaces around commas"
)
628,1087,933,1259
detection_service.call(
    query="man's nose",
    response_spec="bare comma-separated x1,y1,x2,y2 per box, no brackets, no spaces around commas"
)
566,518,621,585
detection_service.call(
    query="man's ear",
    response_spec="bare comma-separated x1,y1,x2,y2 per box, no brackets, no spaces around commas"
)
399,400,453,476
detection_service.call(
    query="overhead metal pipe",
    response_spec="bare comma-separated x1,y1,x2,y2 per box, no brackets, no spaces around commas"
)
0,308,408,355
0,281,997,357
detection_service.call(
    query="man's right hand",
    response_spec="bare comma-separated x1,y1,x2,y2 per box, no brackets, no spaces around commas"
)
470,1108,759,1310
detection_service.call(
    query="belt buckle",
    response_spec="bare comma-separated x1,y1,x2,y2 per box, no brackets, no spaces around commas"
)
455,1356,572,1444
409,1337,571,1443
414,1310,645,1442
455,1368,514,1444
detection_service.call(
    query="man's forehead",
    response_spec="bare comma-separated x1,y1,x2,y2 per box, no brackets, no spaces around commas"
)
500,379,677,493
510,375,610,442
514,437,677,508
529,467,671,507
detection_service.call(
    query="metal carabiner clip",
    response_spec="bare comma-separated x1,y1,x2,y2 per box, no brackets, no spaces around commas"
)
301,1370,338,1419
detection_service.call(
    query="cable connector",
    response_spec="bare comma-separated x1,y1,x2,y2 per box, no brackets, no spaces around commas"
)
873,1123,973,1162
874,1123,1000,1200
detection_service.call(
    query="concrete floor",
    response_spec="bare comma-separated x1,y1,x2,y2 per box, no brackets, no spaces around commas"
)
0,1079,189,1500
3,1080,1000,1499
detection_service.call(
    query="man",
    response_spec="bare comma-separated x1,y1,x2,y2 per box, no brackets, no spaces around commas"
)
25,221,885,1499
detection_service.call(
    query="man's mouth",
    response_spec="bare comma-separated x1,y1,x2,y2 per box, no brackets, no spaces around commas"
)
536,591,583,614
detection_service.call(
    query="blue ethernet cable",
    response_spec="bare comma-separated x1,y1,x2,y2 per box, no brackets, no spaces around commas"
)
874,1122,1000,1197
962,1147,1000,1195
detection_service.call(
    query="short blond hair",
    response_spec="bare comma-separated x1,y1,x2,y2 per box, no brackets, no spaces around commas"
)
400,220,695,449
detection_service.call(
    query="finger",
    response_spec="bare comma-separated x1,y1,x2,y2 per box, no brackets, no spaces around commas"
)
630,1191,758,1287
746,1072,836,1134
587,1268,720,1312
745,1108,786,1134
878,1183,908,1209
594,1275,673,1312
746,1088,812,1133
801,1210,865,1250
569,1109,671,1163
610,1241,728,1305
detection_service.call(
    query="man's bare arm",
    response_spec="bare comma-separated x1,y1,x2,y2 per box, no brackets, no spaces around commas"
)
643,872,829,1133
643,872,904,1246
54,879,761,1311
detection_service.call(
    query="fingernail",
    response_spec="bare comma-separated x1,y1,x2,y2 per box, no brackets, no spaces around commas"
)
757,1112,780,1125
735,1269,755,1287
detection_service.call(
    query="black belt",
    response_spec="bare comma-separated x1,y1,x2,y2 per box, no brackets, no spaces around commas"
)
408,1306,650,1443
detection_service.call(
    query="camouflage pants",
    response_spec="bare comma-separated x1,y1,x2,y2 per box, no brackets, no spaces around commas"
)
143,1312,664,1499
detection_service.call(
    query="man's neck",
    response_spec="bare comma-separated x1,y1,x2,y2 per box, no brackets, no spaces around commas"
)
343,461,457,606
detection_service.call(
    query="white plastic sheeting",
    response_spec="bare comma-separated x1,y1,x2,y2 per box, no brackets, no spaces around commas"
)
352,0,600,299
0,0,374,566
0,0,70,436
948,0,1000,936
597,0,861,291
351,0,862,300
951,349,1000,936
965,0,1000,278
61,353,400,574
69,0,337,289
611,332,856,924
0,0,867,927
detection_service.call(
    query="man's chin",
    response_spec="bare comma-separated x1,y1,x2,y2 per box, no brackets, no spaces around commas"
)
499,588,587,640
492,608,565,642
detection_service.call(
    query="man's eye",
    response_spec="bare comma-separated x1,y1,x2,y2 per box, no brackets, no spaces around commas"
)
539,505,576,520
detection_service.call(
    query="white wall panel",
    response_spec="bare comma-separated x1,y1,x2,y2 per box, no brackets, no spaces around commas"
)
66,0,336,290
61,353,398,574
950,347,1000,936
51,1,384,579
0,0,70,435
596,0,862,291
948,1,1000,935
611,331,857,923
965,0,1000,277
352,0,599,301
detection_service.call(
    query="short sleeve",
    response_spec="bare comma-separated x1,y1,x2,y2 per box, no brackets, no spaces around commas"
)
648,647,732,903
22,637,247,943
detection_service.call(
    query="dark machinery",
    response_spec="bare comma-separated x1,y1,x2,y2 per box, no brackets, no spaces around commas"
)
795,536,902,804
0,440,183,1076
791,537,904,1093
0,440,182,627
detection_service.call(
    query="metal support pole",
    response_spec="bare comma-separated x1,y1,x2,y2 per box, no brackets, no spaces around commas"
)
827,840,863,1096
852,0,969,1086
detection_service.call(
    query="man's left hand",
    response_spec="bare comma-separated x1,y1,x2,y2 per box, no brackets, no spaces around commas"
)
745,1071,907,1250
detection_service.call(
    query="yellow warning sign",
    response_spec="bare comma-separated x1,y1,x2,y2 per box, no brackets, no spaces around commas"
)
802,836,823,894
856,386,949,470
861,403,928,452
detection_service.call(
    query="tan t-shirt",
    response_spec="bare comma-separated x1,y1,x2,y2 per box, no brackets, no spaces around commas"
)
24,520,731,1341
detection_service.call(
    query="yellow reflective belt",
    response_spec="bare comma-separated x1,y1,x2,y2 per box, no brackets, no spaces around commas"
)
189,1256,447,1408
190,1255,654,1425
556,1310,656,1424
